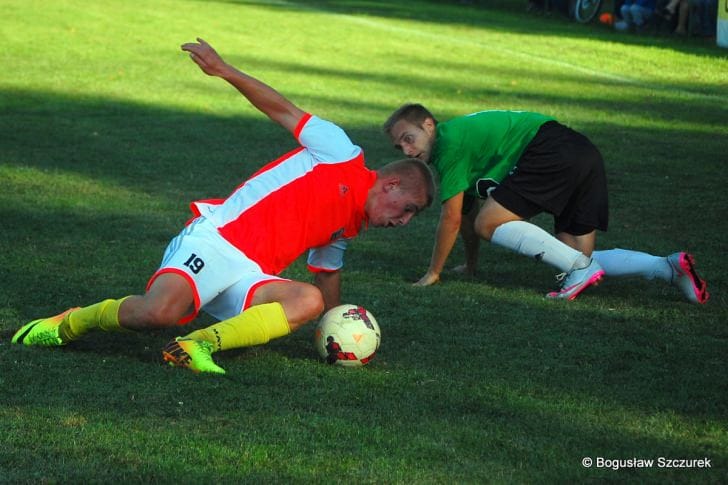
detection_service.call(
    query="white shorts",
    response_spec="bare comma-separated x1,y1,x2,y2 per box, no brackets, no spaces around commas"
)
147,217,286,324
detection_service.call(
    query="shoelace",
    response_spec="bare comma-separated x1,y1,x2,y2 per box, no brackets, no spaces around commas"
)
31,329,61,345
668,258,681,285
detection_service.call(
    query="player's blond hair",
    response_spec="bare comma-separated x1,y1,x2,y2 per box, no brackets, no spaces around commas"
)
379,158,436,209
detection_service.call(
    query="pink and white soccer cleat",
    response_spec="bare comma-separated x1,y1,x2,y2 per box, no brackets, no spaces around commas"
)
546,259,605,301
667,252,709,304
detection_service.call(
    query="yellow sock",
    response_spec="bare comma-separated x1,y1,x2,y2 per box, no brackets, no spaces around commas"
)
60,297,130,341
184,302,291,352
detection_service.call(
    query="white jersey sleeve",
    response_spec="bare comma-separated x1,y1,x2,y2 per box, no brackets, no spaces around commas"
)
297,115,362,164
307,238,349,272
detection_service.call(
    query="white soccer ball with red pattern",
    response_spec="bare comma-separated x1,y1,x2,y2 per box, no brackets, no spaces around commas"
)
313,304,381,367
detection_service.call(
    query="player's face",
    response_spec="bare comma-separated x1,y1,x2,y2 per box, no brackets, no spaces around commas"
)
389,118,436,163
367,181,427,228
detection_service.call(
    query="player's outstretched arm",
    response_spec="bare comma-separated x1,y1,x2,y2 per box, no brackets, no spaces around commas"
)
181,38,305,134
414,193,464,286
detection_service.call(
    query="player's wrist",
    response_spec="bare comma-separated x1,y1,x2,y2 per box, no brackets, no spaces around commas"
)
218,63,240,80
425,270,441,282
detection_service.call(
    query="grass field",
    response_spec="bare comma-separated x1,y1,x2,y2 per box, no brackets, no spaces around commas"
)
1,0,727,482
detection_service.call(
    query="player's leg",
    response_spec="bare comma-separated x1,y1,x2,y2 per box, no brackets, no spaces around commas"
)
163,277,324,374
551,130,708,304
13,217,234,347
555,212,708,304
249,280,325,329
453,195,481,276
545,123,608,299
482,121,607,300
592,248,670,279
591,249,709,303
477,195,592,275
118,274,196,330
544,228,604,300
557,231,596,257
185,279,321,348
539,228,604,302
12,273,195,347
68,273,194,335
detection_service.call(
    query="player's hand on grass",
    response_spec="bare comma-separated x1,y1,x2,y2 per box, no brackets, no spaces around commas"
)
181,38,230,77
413,271,440,287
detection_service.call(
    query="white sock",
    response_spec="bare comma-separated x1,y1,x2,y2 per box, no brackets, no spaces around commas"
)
592,248,671,281
491,221,588,272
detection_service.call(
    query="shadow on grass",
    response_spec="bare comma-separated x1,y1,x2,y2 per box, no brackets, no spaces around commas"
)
221,53,727,128
1,92,300,201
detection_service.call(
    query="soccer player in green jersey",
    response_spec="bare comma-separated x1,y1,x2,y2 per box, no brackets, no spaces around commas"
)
384,104,709,303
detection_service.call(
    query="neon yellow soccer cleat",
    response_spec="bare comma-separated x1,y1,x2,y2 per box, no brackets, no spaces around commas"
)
162,337,226,375
12,308,80,346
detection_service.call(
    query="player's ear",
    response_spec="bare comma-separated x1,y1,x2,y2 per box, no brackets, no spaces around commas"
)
422,117,436,134
382,175,401,192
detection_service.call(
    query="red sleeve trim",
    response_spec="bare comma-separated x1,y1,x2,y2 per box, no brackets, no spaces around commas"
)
307,264,340,274
294,113,313,141
186,198,225,226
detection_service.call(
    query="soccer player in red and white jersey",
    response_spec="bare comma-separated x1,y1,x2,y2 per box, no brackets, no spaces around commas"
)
12,39,435,375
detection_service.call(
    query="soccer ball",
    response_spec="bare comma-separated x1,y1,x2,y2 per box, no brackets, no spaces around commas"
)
313,304,381,367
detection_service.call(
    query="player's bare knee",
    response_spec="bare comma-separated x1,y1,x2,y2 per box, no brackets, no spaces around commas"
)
474,217,497,241
141,303,183,329
298,285,325,321
281,286,324,331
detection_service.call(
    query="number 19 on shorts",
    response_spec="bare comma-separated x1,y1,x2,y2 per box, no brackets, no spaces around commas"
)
183,253,205,274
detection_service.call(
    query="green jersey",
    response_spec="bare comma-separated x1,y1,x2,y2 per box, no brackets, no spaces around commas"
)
430,110,554,201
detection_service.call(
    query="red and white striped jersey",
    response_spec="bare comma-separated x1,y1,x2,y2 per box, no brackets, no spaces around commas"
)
189,113,376,276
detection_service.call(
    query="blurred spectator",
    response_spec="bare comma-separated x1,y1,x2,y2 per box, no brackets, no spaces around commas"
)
658,0,716,35
615,0,657,31
658,0,689,33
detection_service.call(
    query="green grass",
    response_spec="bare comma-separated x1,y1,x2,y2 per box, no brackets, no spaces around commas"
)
1,0,727,482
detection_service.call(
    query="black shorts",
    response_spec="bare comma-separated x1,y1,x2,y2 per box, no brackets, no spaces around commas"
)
487,121,609,235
